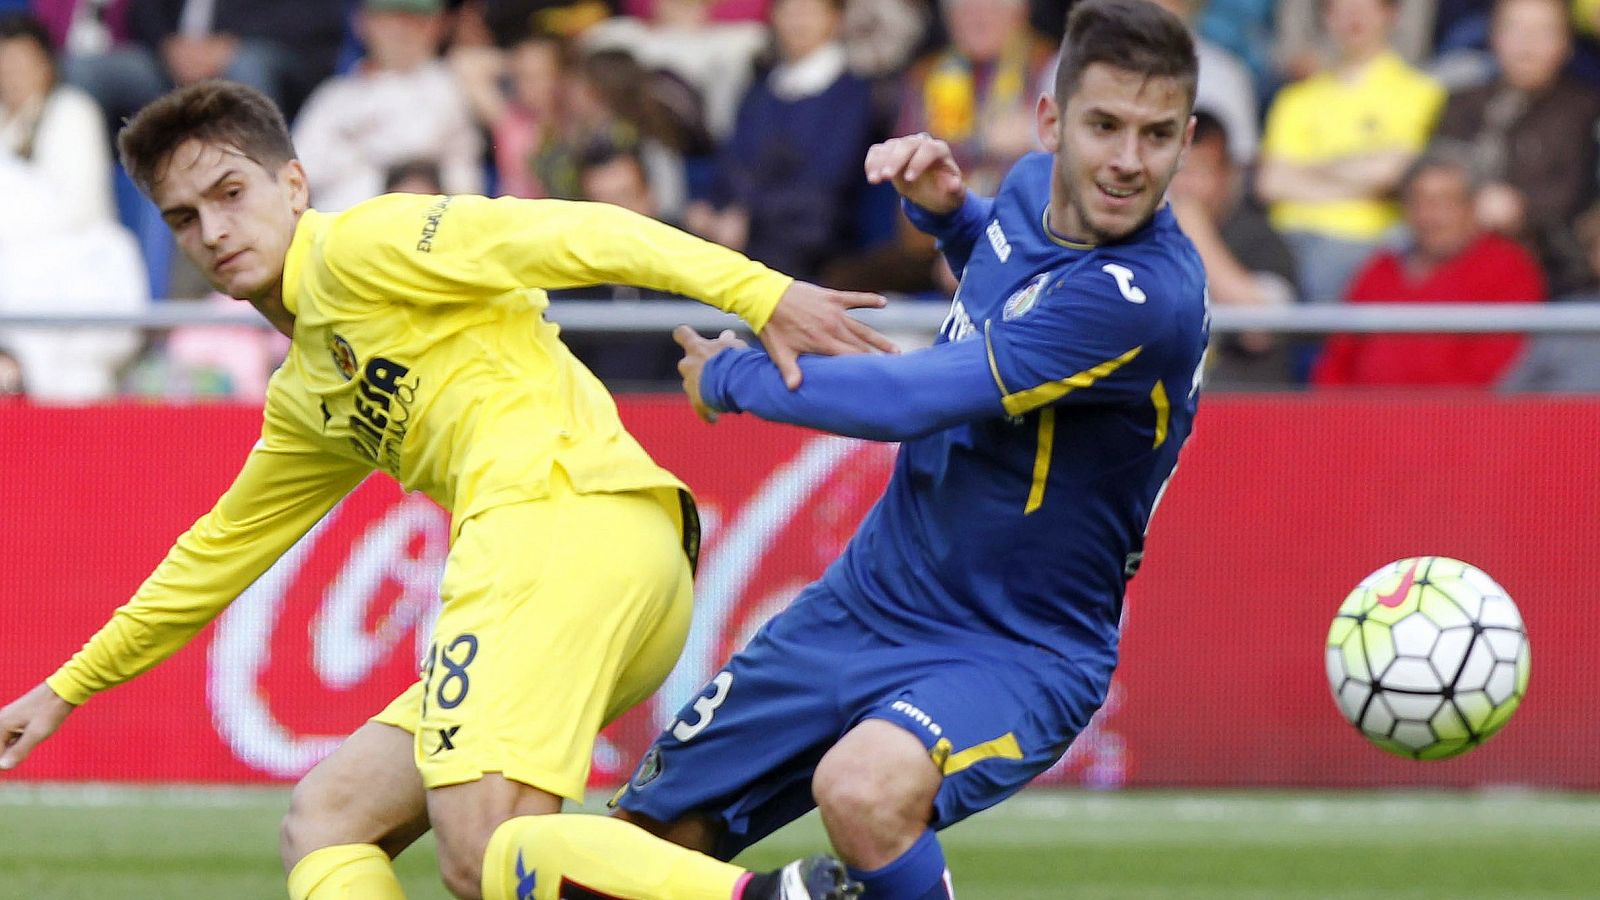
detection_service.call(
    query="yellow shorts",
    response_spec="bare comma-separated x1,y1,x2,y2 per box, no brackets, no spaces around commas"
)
372,477,696,799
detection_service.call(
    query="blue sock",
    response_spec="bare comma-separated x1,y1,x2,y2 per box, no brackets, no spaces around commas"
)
846,829,952,899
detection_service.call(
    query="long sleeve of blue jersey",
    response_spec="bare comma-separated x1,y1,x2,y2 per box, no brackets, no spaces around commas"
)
700,340,1004,442
902,193,994,275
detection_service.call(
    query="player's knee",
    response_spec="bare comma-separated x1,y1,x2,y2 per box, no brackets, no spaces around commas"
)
280,777,341,868
813,752,901,822
436,842,485,900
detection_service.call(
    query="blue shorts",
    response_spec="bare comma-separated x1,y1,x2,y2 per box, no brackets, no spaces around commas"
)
613,582,1109,859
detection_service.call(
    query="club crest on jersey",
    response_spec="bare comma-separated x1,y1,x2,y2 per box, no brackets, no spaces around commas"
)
1002,273,1051,321
328,334,358,381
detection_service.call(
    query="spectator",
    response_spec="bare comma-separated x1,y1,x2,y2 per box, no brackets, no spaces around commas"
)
1257,0,1444,309
1312,144,1546,387
1498,202,1600,391
623,0,767,20
686,0,876,279
840,0,930,77
455,31,570,198
126,292,289,400
1275,0,1439,81
292,0,483,212
824,0,1052,295
461,0,619,46
1168,111,1299,389
384,159,446,194
0,348,24,399
899,0,1054,194
1432,0,1600,295
582,0,768,138
577,133,660,217
65,0,348,129
294,0,480,212
1149,0,1259,164
0,12,145,404
31,0,142,135
1196,0,1275,93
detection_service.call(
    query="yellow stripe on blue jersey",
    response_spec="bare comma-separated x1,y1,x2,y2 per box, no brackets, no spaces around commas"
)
1150,381,1170,448
929,732,1026,776
991,343,1145,418
46,194,792,705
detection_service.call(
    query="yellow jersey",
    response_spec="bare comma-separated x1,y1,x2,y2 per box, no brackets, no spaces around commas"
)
45,194,791,705
1261,51,1444,240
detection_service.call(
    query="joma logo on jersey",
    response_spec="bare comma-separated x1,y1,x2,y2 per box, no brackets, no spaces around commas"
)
348,357,418,474
890,700,943,737
939,297,976,343
986,219,1011,262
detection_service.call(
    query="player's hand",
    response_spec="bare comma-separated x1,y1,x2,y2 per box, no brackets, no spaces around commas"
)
674,326,747,423
865,132,966,216
761,281,896,390
0,682,76,772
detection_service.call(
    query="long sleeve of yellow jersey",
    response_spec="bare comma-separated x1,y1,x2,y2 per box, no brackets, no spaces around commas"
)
45,406,369,705
320,195,794,330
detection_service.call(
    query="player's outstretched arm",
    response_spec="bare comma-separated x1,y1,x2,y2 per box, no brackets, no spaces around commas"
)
0,682,75,771
675,326,1003,441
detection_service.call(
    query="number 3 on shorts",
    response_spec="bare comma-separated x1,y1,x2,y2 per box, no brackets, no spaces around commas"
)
671,671,733,742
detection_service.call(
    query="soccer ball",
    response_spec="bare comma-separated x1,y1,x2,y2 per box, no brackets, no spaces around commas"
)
1325,557,1531,760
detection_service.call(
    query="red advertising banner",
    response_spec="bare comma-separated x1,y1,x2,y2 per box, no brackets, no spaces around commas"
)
1,395,1597,788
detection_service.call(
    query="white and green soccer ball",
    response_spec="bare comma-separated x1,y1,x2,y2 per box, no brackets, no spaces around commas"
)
1325,556,1531,760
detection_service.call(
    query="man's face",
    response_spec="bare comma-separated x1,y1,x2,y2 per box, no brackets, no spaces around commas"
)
1324,0,1394,61
581,157,656,218
359,10,442,72
1405,165,1478,263
945,0,1026,63
1168,131,1233,221
152,139,307,302
1491,0,1569,92
1041,62,1193,244
772,0,840,63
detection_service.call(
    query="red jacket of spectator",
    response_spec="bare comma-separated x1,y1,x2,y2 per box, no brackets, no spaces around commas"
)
1311,234,1546,387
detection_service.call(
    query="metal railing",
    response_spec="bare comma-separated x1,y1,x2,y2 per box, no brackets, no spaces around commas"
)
5,299,1600,335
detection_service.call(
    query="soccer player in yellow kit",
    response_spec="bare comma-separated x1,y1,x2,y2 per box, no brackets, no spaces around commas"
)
0,82,881,900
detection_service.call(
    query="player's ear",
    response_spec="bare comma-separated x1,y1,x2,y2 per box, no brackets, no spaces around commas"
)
281,159,310,214
1036,94,1062,153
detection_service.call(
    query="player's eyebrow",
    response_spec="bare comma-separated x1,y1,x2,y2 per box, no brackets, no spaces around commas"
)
159,169,244,219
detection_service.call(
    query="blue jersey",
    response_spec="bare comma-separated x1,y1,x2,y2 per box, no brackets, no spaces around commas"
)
703,152,1209,674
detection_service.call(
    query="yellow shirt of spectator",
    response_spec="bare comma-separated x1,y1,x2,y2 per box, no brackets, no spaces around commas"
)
45,193,792,706
1261,51,1445,240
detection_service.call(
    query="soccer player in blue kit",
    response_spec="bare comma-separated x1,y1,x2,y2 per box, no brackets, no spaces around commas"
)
612,1,1210,896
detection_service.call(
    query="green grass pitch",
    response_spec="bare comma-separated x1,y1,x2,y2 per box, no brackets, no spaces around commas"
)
2,785,1598,898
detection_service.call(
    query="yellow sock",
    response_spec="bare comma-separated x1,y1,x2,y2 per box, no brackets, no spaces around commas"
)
287,843,407,900
481,814,747,900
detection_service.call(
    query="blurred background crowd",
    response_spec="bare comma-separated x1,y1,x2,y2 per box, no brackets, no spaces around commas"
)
1,0,1599,403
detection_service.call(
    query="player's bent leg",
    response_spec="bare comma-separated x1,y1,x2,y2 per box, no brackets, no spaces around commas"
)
610,806,724,856
813,720,952,900
813,719,941,868
283,720,430,899
431,773,857,900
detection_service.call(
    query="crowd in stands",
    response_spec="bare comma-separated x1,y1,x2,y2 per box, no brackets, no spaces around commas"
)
2,0,1600,403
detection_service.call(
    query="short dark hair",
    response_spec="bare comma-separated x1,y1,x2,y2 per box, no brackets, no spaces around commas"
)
1054,0,1198,110
0,13,52,55
1190,109,1228,150
1401,139,1481,198
0,13,56,83
118,81,297,196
